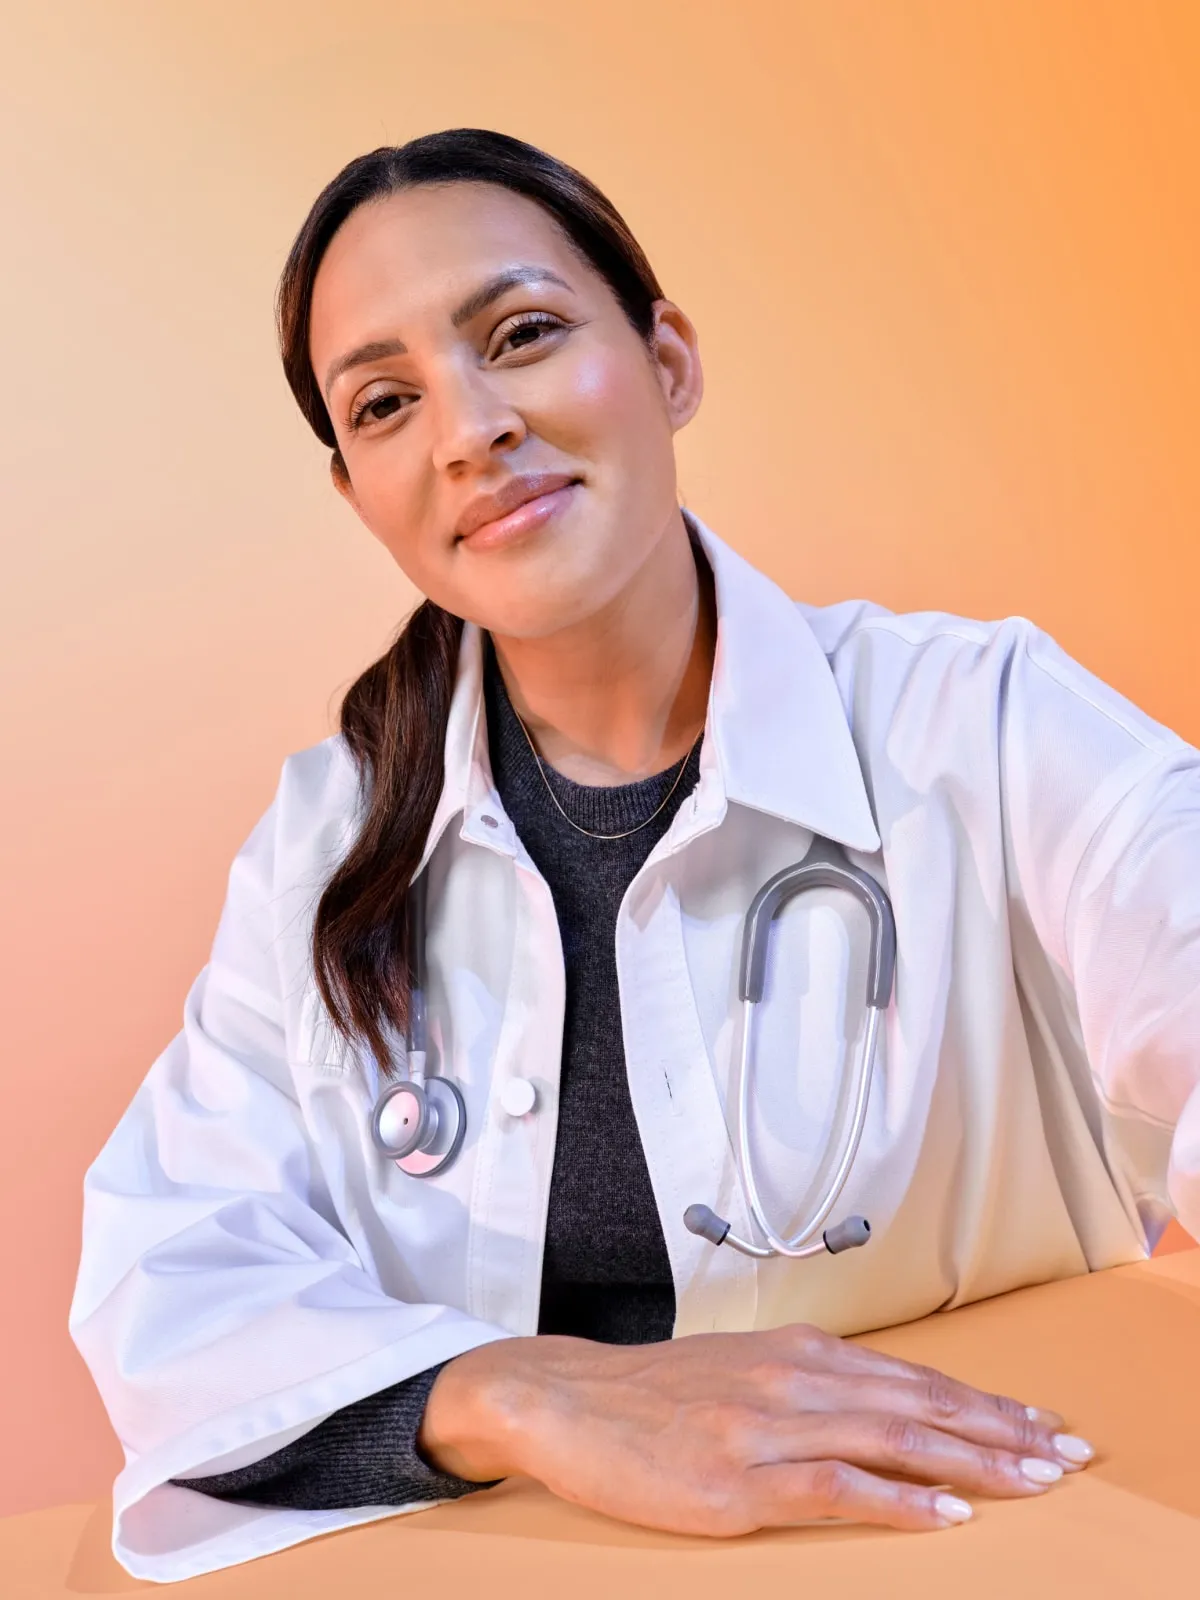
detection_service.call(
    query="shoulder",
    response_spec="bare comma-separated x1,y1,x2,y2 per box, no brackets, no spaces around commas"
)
797,597,1183,761
224,733,364,1002
277,730,362,823
252,732,364,904
799,594,1020,663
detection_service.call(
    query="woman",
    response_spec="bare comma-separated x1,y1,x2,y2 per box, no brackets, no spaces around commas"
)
70,128,1200,1583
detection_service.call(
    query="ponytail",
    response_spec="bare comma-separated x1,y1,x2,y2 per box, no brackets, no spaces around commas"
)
310,601,464,1078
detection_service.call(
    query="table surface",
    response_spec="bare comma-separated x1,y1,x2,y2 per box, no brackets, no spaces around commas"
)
7,1247,1200,1598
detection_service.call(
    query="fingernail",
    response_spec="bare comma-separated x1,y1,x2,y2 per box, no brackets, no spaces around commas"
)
1053,1433,1094,1464
1025,1405,1065,1428
1020,1458,1063,1484
934,1493,974,1525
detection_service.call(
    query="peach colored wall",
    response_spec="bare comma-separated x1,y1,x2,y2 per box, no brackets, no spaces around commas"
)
3,0,1197,1519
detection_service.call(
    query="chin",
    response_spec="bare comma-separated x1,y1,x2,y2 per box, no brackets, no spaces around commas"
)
467,582,604,643
459,548,610,639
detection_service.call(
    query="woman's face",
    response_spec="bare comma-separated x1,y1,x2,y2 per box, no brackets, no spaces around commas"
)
307,181,702,638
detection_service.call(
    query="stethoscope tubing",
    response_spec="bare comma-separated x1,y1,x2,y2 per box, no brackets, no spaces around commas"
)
724,1000,883,1259
688,840,896,1259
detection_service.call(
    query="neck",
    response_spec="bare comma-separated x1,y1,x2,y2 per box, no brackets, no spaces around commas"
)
488,510,716,787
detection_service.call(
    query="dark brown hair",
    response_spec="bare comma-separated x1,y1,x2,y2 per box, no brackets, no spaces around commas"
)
276,129,667,1078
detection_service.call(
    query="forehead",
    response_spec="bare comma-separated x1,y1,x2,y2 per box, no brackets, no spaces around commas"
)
309,183,583,356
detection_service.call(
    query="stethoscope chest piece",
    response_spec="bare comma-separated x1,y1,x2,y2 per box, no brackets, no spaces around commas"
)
372,1074,466,1178
367,869,467,1179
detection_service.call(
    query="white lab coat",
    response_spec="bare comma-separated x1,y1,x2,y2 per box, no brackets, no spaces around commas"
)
69,511,1200,1582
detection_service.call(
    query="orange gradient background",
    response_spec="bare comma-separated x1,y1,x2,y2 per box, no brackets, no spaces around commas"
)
2,0,1197,1521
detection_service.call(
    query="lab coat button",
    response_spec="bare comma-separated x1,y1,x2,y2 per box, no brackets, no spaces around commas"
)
499,1077,537,1117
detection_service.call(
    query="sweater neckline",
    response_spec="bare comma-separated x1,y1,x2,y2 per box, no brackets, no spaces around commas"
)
482,636,703,839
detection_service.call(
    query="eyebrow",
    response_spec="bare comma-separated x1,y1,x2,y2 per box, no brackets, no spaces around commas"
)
321,264,575,403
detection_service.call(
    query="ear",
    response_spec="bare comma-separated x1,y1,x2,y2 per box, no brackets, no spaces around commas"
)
330,452,391,553
330,452,359,513
649,299,703,434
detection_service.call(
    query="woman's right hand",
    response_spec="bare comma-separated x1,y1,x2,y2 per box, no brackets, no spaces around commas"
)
417,1322,1095,1535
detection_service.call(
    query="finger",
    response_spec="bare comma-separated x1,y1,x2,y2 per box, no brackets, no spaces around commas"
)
900,1365,1090,1469
783,1369,1091,1472
779,1326,1070,1439
749,1457,974,1533
759,1409,1069,1501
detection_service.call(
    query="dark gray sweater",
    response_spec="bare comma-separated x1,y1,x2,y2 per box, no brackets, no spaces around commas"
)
174,638,702,1509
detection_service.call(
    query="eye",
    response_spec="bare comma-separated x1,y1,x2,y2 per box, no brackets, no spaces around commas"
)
347,390,405,431
495,311,565,353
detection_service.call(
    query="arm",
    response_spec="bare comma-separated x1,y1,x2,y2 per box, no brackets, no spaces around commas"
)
68,755,514,1581
1000,620,1200,1247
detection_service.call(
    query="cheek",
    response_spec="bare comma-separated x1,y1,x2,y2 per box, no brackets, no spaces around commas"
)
559,346,662,453
348,469,440,586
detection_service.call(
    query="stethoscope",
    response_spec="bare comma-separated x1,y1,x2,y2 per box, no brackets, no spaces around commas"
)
369,836,896,1262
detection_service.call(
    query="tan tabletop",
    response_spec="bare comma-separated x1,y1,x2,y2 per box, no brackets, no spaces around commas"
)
7,1247,1200,1597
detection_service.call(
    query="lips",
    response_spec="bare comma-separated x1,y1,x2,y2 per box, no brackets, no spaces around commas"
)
455,473,581,540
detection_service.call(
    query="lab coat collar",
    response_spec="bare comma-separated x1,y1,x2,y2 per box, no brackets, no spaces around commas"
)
687,510,881,852
417,508,881,875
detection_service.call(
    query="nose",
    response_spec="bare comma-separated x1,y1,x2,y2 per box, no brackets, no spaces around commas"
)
428,362,528,474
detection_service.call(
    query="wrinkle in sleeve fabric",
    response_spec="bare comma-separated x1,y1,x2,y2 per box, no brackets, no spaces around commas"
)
67,763,515,1582
1000,620,1200,1249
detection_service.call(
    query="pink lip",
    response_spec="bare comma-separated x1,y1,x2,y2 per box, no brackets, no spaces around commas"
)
457,481,580,551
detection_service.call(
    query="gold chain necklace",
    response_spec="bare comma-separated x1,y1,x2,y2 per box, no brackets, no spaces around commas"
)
509,706,703,842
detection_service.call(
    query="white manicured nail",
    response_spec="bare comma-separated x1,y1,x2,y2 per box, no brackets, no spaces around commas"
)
934,1493,973,1524
1053,1433,1094,1463
1020,1458,1063,1484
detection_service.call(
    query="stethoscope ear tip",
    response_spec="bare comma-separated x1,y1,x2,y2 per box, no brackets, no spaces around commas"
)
824,1214,871,1253
683,1203,731,1246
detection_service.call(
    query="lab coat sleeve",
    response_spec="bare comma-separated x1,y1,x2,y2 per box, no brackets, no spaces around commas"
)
67,760,516,1583
1000,620,1200,1251
172,1358,498,1508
